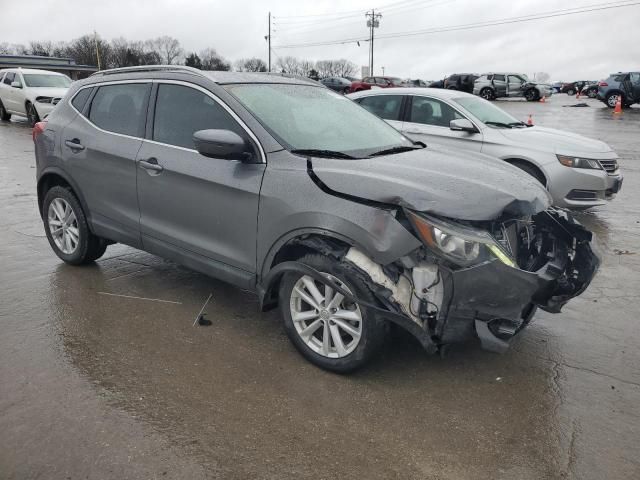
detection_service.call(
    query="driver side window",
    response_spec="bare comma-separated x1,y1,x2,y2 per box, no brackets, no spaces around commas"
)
630,72,640,85
508,75,521,83
408,97,463,128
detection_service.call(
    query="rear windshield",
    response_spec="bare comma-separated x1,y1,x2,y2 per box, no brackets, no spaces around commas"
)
23,74,71,88
224,83,411,157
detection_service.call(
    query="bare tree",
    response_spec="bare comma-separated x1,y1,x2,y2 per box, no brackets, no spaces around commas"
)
234,57,267,72
315,60,336,78
534,72,551,83
276,56,303,75
151,36,183,65
333,59,357,77
200,48,230,71
64,35,109,67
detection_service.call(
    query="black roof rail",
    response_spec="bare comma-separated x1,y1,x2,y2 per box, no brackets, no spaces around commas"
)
90,65,205,77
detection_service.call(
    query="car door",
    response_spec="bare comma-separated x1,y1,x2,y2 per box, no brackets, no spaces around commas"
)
355,94,405,131
507,75,524,97
401,95,482,151
136,81,265,285
2,72,21,112
625,72,640,101
492,74,507,97
61,81,151,247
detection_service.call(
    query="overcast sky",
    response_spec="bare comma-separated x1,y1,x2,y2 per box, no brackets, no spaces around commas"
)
3,0,639,81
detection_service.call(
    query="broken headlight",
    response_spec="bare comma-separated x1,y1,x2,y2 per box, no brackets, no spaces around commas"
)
407,211,515,268
557,155,603,170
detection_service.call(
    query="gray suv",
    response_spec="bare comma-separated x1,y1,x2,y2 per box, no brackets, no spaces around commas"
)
474,73,553,101
34,66,599,372
597,71,640,108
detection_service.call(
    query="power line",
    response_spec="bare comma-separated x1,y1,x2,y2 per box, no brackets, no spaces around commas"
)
273,0,422,19
273,0,640,49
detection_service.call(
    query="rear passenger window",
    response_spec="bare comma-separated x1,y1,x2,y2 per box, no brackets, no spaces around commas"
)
153,84,246,150
88,83,150,137
71,88,92,112
494,74,505,81
357,95,403,121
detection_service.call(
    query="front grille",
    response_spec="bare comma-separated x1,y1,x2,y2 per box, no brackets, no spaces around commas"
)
567,189,598,200
599,159,619,174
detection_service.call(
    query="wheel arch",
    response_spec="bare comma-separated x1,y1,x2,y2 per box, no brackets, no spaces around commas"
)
504,157,548,186
37,168,91,224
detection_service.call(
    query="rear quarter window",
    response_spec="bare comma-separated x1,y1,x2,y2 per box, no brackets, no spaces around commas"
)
71,88,92,112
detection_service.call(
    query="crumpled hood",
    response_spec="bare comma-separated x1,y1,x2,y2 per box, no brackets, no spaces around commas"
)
310,146,551,221
29,87,69,99
496,126,613,155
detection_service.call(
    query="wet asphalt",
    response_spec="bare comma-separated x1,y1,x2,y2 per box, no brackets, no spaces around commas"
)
1,95,639,480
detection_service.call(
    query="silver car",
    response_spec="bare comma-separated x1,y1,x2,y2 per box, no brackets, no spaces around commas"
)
349,88,623,209
34,66,599,372
473,73,553,101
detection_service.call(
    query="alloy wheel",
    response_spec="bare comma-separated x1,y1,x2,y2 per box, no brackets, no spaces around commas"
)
607,95,619,107
289,274,362,358
47,198,79,254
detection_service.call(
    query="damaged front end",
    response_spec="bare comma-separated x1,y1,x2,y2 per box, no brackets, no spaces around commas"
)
265,208,599,355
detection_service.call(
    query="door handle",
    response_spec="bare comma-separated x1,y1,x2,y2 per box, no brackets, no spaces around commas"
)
139,157,164,173
64,139,85,151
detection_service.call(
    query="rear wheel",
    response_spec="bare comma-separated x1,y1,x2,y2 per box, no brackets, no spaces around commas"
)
26,102,40,127
43,186,108,265
605,92,622,108
279,254,386,373
480,88,495,100
0,100,11,121
587,89,597,98
566,88,575,96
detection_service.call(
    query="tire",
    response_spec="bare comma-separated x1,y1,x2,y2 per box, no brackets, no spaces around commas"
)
587,89,597,99
510,160,546,186
525,89,539,102
566,88,575,96
26,102,40,127
43,186,108,265
480,88,495,100
0,100,11,121
605,92,623,108
279,253,386,373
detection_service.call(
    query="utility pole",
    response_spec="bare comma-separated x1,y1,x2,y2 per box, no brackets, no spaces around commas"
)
268,12,272,72
365,10,381,76
93,30,101,71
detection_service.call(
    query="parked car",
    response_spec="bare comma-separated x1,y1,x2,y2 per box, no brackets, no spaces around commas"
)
0,68,72,126
428,79,444,89
473,73,553,101
581,81,600,98
551,81,563,94
443,73,478,93
34,66,598,372
349,88,623,209
320,77,352,94
402,79,430,88
560,81,593,95
348,76,404,93
597,71,640,108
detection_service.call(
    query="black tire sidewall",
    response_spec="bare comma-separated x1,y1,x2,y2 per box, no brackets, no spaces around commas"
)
279,254,385,373
26,102,39,127
43,186,95,265
0,100,10,121
481,88,494,100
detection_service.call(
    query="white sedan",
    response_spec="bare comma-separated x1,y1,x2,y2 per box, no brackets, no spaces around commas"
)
348,88,623,209
0,68,72,127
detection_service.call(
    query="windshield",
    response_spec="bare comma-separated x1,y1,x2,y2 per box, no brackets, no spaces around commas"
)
225,84,412,157
23,74,72,88
453,96,522,127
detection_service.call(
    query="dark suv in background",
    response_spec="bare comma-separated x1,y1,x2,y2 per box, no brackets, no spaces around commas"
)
597,71,640,108
33,65,598,372
443,73,478,93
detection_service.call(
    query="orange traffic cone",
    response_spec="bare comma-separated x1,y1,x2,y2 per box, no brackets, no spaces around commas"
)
539,95,546,103
613,94,623,114
527,114,534,126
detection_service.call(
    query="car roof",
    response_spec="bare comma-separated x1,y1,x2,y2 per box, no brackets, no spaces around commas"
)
0,67,66,76
347,87,476,100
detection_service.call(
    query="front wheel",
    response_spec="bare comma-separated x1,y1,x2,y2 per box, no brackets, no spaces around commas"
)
587,89,597,98
0,100,11,121
43,186,108,265
566,88,575,96
26,102,40,127
480,88,495,100
279,254,386,373
525,89,539,101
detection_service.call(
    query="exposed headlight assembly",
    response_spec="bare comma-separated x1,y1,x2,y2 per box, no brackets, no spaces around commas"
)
557,154,602,170
407,211,515,268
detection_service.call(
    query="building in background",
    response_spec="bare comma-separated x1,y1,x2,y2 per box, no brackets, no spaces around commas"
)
0,55,97,79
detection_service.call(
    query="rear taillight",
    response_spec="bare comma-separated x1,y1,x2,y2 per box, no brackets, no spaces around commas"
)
598,81,608,87
32,121,47,142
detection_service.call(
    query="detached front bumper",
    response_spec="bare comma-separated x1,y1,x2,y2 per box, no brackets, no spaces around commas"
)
440,211,600,352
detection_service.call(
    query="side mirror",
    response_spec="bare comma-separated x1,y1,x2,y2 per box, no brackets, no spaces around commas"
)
193,129,255,162
450,118,478,133
11,81,22,89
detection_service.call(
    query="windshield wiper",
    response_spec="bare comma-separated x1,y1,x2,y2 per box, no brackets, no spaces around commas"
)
368,145,423,157
290,149,356,159
485,121,513,129
508,121,528,128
